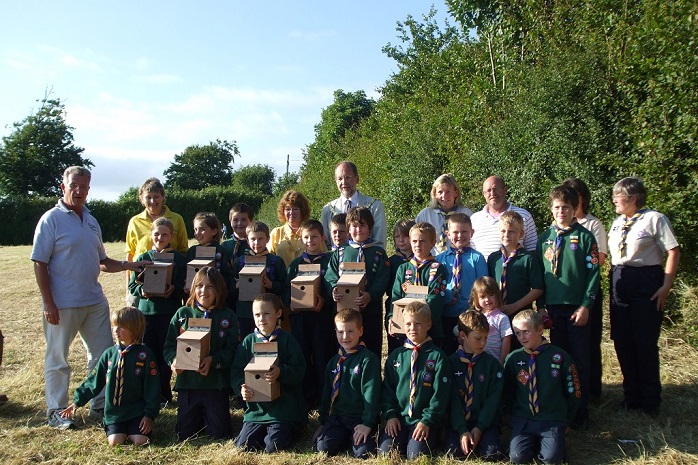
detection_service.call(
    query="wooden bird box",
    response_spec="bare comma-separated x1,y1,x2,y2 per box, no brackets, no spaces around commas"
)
141,252,174,297
176,318,211,371
185,247,217,290
239,255,266,302
335,262,366,311
391,285,429,335
290,264,321,311
244,341,280,402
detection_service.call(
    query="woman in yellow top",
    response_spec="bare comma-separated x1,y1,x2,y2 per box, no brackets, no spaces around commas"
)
125,178,189,261
269,190,325,265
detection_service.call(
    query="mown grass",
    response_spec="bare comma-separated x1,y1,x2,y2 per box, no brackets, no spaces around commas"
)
1,243,697,464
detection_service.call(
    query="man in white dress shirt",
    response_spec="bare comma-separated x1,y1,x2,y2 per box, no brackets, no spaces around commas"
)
320,161,387,249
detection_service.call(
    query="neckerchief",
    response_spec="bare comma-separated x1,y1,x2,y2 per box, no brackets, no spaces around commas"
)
152,244,173,253
457,348,482,421
302,252,326,264
619,210,645,257
500,245,523,302
409,256,435,286
113,343,135,406
233,237,248,260
436,207,458,253
195,302,215,319
395,249,412,262
348,238,374,262
550,221,576,277
330,342,366,413
404,337,433,418
451,248,463,298
523,340,549,415
252,249,269,256
254,324,282,342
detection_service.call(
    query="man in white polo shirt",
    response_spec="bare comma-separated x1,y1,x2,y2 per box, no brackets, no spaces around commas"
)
31,166,148,429
320,161,387,248
470,176,538,259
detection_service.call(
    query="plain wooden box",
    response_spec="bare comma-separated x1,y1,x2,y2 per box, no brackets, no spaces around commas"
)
290,264,321,310
176,318,212,371
239,255,266,302
244,342,279,402
142,252,174,297
185,258,214,290
336,262,366,311
391,285,429,335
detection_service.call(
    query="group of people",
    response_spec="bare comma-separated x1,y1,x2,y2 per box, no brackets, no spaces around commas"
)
30,162,679,463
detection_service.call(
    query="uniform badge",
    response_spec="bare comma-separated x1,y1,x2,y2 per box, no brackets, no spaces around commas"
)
219,330,225,338
426,360,436,371
551,369,560,378
569,243,578,251
478,374,485,382
134,368,142,376
517,369,531,385
552,353,562,363
422,372,433,385
394,361,401,369
353,365,361,375
150,369,158,376
136,361,144,367
221,319,230,328
454,371,463,377
138,351,147,360
430,262,439,269
150,361,156,368
544,247,554,262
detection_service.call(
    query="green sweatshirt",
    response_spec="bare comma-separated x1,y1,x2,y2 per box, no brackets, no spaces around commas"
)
318,347,382,428
73,344,160,425
449,350,504,435
390,260,449,338
536,222,600,308
232,253,287,320
381,340,452,428
503,343,581,423
487,249,544,308
128,249,187,316
163,305,239,390
231,330,308,425
324,244,390,318
284,252,332,317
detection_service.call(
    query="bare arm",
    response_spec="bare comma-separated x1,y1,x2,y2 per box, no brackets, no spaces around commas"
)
100,257,150,273
34,261,59,325
651,247,680,311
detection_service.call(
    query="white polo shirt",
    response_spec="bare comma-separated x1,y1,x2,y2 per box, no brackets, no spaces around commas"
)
470,203,538,259
31,200,107,309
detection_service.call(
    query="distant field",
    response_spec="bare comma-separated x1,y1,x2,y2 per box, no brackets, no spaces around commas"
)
0,242,697,464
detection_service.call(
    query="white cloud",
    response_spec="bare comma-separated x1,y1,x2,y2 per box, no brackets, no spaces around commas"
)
288,29,336,41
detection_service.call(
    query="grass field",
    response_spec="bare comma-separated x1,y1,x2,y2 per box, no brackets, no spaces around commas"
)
1,242,697,464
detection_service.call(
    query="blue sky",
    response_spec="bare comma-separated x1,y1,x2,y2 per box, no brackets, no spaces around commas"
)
1,1,450,200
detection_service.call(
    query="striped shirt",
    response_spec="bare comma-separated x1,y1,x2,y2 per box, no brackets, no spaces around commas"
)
470,203,537,259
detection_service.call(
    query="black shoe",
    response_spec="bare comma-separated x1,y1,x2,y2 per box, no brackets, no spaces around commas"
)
571,408,589,430
616,400,641,412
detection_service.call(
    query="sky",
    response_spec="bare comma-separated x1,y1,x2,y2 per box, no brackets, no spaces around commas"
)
1,1,450,201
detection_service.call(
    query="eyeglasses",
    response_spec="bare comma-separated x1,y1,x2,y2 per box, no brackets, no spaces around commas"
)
283,207,301,213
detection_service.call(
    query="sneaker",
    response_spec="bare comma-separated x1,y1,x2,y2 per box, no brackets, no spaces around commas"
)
48,410,75,430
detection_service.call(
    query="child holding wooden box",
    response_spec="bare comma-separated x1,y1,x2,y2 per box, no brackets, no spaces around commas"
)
163,267,239,441
231,293,307,453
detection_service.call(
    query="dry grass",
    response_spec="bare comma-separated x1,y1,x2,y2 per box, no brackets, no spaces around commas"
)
1,243,697,464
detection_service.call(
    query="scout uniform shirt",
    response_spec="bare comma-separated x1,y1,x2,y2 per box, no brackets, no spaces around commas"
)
163,305,239,390
324,243,390,319
608,210,679,266
232,252,287,320
72,344,160,426
221,235,251,267
318,346,382,428
449,349,504,435
436,247,488,317
230,330,308,425
503,343,581,423
487,248,544,309
186,241,233,289
381,340,451,428
128,248,188,315
284,252,332,317
390,260,449,338
536,222,600,308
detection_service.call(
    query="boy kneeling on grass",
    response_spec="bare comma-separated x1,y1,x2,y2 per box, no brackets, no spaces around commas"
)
61,306,160,446
314,308,382,458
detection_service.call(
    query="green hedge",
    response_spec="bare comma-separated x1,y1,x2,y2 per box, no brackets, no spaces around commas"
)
0,186,264,246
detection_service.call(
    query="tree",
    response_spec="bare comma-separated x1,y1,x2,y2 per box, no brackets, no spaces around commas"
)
231,164,275,197
0,96,91,197
272,171,299,196
163,139,238,190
